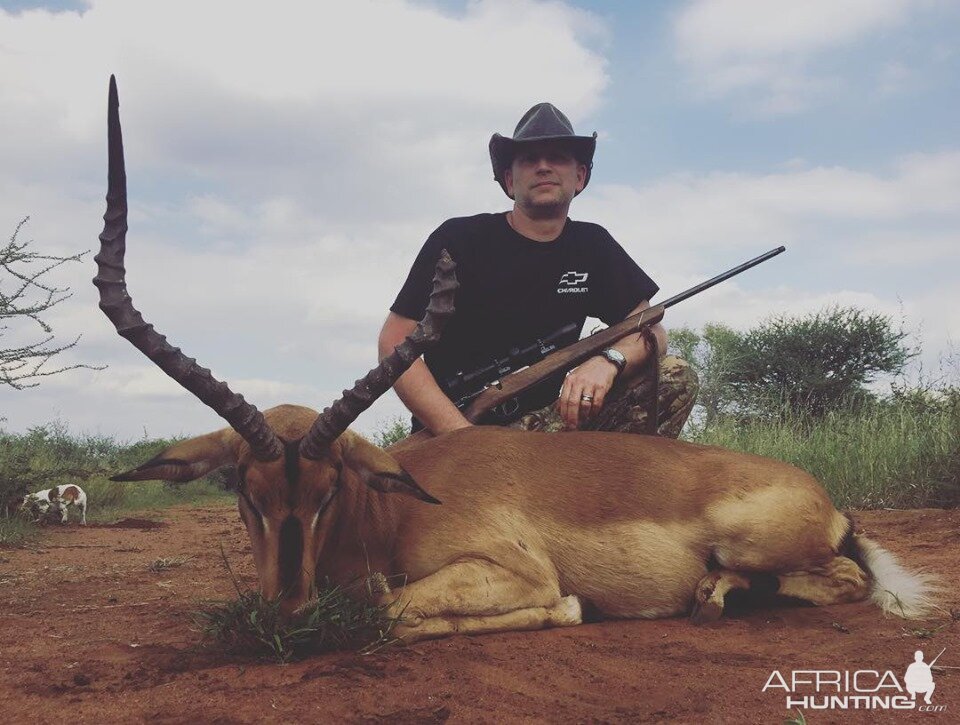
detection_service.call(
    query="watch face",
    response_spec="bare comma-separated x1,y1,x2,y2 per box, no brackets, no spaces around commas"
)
603,349,626,370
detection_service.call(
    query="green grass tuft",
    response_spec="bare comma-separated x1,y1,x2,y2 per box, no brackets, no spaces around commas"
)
0,517,40,547
192,546,396,662
194,583,396,662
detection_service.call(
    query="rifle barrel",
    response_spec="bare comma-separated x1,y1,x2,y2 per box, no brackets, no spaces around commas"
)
660,245,785,310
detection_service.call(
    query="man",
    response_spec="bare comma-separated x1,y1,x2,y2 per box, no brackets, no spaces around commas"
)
379,103,698,437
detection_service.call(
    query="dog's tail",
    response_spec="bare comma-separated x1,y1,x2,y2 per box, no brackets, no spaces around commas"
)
841,514,940,619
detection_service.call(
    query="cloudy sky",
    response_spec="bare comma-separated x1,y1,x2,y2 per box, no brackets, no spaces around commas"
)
1,0,958,441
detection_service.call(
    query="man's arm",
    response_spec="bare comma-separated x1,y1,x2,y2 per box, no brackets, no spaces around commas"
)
378,312,472,435
557,300,667,430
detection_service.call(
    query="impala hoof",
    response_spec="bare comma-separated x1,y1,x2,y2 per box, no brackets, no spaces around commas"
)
690,598,723,624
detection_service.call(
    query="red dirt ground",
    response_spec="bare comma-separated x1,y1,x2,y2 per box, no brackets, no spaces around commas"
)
1,504,957,724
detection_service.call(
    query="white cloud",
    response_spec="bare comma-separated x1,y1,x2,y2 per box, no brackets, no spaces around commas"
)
676,0,908,60
673,0,912,113
580,151,960,255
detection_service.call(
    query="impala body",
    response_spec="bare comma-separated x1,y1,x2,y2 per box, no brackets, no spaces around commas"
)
98,77,935,643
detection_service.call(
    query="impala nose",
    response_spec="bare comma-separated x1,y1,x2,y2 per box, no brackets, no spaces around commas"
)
278,515,304,602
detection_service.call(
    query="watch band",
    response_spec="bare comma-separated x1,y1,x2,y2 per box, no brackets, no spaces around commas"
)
600,348,627,376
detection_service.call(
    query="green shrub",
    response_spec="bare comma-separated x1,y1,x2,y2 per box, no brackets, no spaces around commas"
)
672,307,914,422
371,417,411,448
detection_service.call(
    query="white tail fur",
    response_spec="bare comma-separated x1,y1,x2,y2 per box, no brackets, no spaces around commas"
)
854,535,940,618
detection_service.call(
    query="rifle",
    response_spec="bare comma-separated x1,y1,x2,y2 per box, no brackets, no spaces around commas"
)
444,321,580,412
398,246,785,445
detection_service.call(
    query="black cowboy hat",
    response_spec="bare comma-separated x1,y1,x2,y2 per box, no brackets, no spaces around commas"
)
489,102,597,198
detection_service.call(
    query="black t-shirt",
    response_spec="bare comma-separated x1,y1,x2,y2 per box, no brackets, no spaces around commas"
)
391,212,658,427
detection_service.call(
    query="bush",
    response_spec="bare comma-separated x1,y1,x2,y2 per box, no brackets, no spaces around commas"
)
673,306,914,423
730,306,913,419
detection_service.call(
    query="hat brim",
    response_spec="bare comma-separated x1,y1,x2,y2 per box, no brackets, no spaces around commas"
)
489,133,597,198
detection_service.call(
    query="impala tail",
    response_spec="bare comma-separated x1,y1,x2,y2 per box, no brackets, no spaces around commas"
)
844,525,940,619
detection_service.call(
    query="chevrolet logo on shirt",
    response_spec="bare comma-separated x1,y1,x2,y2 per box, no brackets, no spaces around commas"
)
558,271,589,293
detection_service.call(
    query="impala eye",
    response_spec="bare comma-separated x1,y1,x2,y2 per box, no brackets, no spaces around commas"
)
239,490,265,529
310,484,341,531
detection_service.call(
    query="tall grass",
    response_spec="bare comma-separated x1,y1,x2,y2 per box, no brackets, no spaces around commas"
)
688,393,960,509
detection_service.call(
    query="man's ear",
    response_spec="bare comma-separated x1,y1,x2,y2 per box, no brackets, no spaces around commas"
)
575,162,586,193
504,167,516,200
111,428,242,483
338,431,440,504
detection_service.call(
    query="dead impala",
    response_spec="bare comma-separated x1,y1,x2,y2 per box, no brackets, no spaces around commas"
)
96,77,936,643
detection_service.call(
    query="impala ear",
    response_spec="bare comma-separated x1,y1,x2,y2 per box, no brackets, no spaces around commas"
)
112,428,242,483
337,431,440,504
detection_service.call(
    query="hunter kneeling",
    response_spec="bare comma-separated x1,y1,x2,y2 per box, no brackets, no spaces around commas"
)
380,102,698,438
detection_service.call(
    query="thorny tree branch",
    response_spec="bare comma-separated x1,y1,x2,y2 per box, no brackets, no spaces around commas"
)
1,217,105,389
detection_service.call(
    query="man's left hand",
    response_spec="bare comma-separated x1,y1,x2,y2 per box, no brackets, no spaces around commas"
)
558,356,619,430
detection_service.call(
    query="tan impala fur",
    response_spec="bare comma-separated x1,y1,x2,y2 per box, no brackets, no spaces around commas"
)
116,404,937,643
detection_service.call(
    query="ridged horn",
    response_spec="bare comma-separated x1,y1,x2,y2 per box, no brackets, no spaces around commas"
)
299,250,457,459
93,75,283,462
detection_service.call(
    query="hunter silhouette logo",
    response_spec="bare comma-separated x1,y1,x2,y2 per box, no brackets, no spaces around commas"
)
558,271,589,294
905,648,943,706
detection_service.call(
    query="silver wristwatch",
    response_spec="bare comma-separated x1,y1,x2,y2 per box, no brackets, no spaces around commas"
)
599,348,627,377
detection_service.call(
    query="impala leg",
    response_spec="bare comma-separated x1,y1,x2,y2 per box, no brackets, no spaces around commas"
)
690,557,870,624
380,558,578,642
690,569,756,624
390,595,582,644
775,556,870,606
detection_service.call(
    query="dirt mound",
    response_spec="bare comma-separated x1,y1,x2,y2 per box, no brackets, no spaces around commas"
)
0,503,957,722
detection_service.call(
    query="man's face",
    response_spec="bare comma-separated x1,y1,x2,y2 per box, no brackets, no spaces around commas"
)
504,141,586,215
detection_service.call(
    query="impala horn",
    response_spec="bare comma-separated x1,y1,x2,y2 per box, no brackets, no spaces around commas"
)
93,75,284,462
299,250,457,459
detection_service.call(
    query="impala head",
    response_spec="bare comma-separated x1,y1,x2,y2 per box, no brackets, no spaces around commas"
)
96,76,456,614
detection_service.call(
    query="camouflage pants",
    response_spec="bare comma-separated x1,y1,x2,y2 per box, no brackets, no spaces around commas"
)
508,355,699,439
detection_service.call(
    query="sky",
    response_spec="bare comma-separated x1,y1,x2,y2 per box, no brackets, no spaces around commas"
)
1,0,958,442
